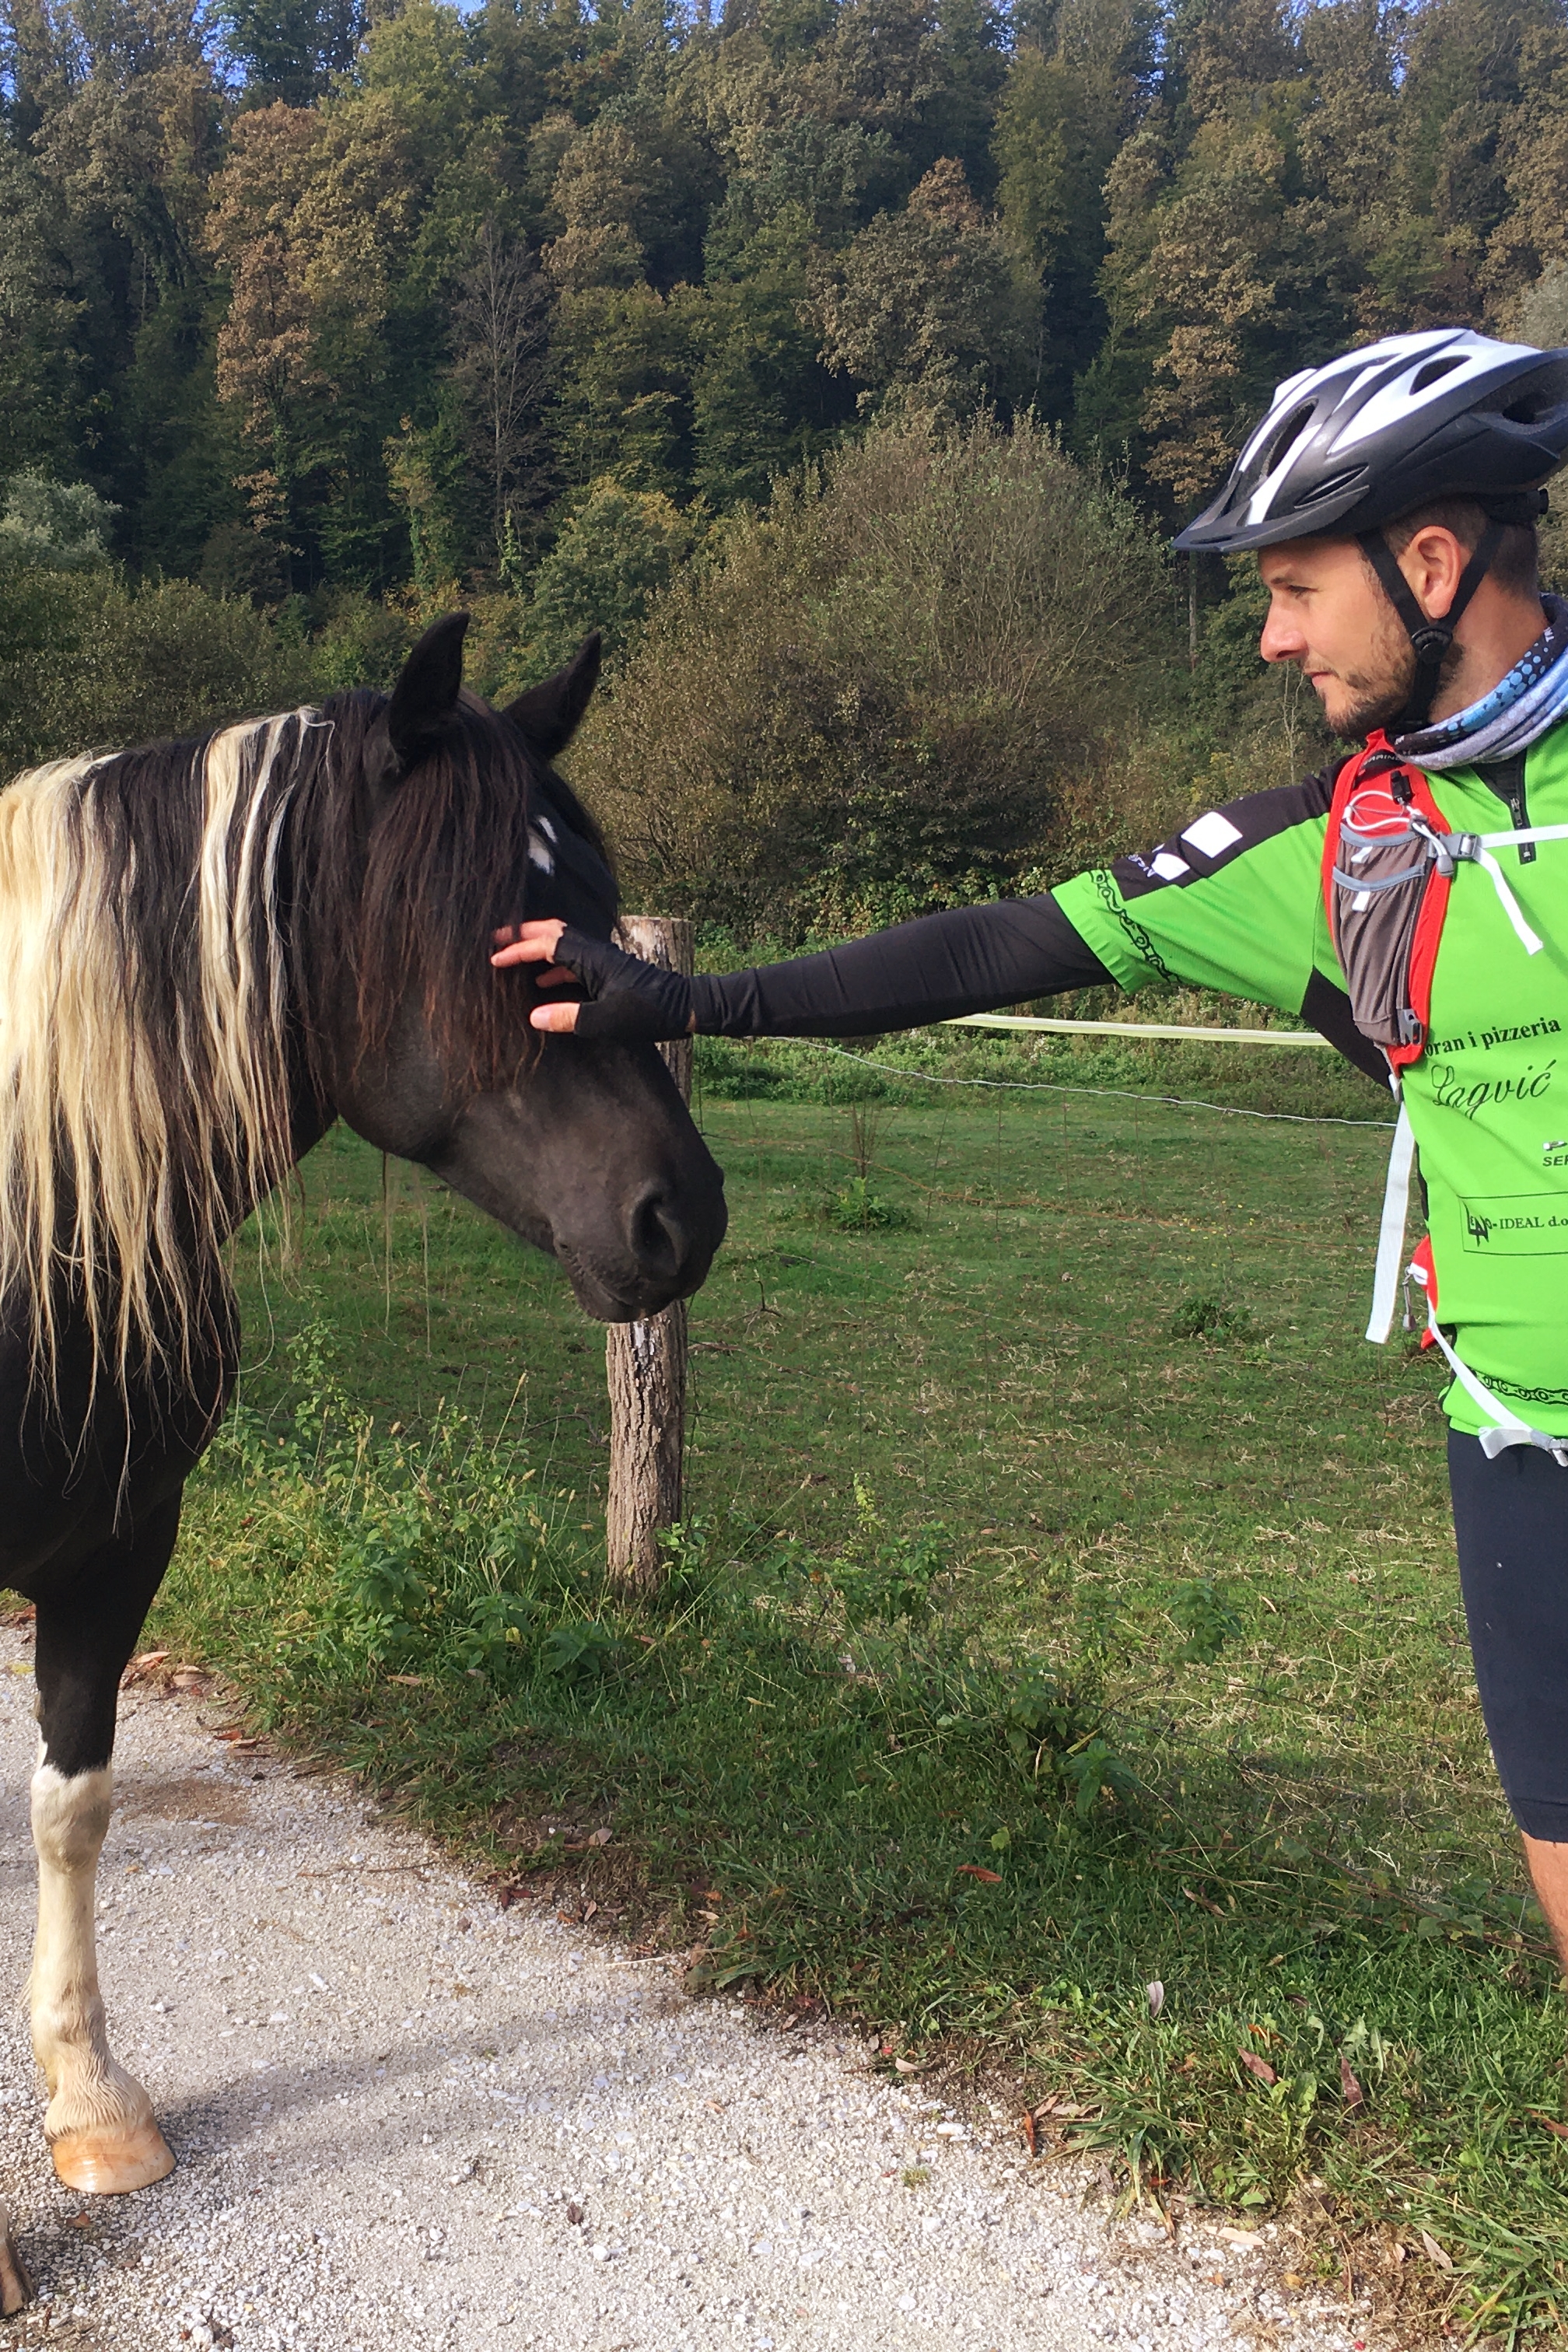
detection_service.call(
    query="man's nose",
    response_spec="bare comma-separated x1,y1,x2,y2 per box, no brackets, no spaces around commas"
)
1260,602,1307,667
1258,604,1304,666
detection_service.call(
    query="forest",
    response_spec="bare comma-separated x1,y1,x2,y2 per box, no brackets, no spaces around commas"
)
5,0,1568,924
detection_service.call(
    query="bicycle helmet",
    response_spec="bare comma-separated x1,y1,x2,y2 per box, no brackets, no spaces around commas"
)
1174,328,1568,726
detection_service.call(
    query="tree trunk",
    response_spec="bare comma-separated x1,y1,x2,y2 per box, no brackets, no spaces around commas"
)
604,916,694,1595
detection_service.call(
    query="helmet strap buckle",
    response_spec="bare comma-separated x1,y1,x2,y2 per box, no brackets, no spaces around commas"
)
1357,520,1507,731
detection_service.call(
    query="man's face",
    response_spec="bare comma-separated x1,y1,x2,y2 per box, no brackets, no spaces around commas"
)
1258,536,1415,738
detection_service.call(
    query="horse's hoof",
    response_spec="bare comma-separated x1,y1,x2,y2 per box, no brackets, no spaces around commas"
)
0,2227,28,2313
49,2122,174,2194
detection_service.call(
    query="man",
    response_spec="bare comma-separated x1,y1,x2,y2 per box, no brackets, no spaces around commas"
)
495,327,1568,1962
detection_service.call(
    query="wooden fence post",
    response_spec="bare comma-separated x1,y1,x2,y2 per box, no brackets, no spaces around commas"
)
605,915,693,1594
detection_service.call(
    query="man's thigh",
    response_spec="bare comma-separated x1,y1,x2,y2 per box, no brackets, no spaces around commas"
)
1450,1430,1568,1841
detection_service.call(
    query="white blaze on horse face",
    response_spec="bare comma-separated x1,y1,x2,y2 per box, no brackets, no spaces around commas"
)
30,1762,173,2193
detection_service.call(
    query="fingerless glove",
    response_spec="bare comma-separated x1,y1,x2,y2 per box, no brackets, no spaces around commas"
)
550,928,695,1041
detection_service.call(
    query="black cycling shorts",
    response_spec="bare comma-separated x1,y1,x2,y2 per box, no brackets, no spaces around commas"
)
1450,1430,1568,1842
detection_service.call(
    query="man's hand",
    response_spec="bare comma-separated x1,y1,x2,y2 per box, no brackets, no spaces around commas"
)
491,919,582,1031
490,919,696,1040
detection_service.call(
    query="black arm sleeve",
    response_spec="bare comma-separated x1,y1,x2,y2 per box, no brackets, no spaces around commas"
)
689,896,1112,1038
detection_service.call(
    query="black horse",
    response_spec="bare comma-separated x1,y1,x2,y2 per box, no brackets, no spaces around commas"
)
0,613,724,2303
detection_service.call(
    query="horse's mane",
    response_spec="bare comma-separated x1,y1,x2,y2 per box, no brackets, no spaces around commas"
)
0,688,578,1392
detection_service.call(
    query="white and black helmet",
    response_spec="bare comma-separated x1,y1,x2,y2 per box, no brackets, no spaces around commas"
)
1173,327,1568,555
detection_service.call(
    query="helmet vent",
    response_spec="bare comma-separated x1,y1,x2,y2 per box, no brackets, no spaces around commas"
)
1265,402,1316,474
1412,355,1463,394
1293,466,1365,509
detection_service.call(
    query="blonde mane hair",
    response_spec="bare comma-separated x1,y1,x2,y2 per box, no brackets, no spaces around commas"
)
0,684,559,1402
0,712,315,1393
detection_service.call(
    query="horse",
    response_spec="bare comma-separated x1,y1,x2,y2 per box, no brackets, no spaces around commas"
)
0,611,726,2307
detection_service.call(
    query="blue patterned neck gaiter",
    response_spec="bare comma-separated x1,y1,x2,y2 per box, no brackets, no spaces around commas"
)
1396,593,1568,772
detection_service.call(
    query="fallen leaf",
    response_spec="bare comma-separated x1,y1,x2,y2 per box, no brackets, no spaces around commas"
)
1146,1979,1165,2018
1339,2054,1364,2108
1237,2049,1277,2086
1419,2231,1454,2273
588,1827,613,1847
893,2057,922,2074
1219,2228,1264,2249
705,2099,724,2113
1531,2109,1568,2140
956,1864,1002,1883
583,1902,598,1922
1020,2110,1038,2155
387,1674,425,1687
1282,2273,1305,2290
565,2203,585,2227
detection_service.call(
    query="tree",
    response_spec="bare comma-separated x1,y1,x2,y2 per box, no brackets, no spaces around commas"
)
0,472,117,568
684,205,850,507
223,0,364,109
448,219,555,566
992,0,1153,415
524,474,695,672
813,156,1038,419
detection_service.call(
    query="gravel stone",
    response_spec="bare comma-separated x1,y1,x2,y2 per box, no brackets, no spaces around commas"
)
0,1637,1388,2351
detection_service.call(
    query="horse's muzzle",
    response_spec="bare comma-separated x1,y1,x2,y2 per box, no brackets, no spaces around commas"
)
560,1161,728,1321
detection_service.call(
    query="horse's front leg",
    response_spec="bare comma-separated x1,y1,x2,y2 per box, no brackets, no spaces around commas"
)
30,1496,180,2195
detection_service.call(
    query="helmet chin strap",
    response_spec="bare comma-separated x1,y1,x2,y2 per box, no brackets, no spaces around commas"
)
1356,521,1507,733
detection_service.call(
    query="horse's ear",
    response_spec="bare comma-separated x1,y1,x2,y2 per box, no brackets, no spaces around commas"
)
376,611,470,783
502,632,602,763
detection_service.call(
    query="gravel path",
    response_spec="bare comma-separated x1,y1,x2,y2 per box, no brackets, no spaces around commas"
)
0,1633,1392,2352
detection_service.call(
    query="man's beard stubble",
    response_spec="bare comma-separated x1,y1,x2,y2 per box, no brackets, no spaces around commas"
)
1321,603,1463,742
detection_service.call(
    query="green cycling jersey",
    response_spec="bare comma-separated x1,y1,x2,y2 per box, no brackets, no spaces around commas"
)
1054,721,1568,1437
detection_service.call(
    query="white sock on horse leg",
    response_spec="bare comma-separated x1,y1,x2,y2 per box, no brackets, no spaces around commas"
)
29,1760,173,2190
29,1762,145,2137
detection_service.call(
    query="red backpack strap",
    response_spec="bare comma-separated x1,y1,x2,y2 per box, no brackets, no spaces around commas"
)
1320,744,1367,939
1321,730,1453,1073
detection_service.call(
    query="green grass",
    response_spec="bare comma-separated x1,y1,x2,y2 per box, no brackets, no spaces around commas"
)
154,1054,1568,2341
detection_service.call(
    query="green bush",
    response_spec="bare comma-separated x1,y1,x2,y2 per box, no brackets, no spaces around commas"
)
0,567,315,776
573,411,1192,937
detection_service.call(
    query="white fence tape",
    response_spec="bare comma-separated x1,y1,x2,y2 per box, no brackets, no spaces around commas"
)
941,1012,1330,1047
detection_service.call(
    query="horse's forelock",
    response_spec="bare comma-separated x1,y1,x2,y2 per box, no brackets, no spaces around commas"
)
313,686,615,1096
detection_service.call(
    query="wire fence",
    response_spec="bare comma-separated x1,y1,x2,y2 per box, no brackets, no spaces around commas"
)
793,1034,1399,1128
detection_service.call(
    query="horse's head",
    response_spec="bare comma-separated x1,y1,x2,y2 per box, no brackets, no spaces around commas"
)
309,614,726,1321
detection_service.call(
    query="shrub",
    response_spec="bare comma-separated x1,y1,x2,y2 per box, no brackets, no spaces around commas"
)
0,567,315,775
571,411,1188,936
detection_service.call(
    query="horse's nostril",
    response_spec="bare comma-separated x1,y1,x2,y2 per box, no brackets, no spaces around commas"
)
629,1188,683,1279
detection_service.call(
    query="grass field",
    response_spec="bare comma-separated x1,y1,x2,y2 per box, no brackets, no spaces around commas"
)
156,1034,1568,2340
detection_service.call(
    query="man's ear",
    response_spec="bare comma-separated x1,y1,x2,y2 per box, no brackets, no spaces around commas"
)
371,611,470,785
502,632,602,764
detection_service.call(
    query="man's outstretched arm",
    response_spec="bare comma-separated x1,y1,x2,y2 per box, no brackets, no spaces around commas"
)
491,896,1111,1041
